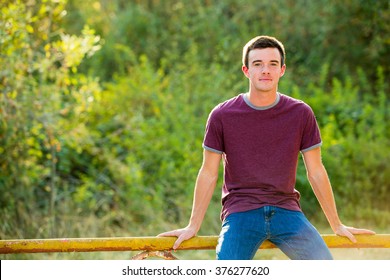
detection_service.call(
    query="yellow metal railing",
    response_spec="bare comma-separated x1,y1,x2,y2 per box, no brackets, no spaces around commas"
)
1,234,389,258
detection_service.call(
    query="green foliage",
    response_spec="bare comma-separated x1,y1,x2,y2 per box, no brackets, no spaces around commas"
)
1,0,389,244
291,66,390,223
0,0,101,237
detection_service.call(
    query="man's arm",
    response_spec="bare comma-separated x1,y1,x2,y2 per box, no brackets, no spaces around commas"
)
158,149,222,249
302,147,375,242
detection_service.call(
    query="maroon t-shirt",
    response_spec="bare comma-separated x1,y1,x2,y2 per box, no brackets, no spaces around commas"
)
203,93,322,221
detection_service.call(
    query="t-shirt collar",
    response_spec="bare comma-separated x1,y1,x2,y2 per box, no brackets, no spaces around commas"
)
243,92,281,110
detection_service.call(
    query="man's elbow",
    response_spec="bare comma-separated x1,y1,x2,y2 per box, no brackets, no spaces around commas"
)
307,164,328,185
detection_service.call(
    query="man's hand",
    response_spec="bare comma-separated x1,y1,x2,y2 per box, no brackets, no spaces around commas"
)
158,226,198,250
334,224,376,243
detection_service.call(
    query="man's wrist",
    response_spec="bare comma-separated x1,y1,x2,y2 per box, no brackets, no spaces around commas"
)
187,220,201,233
330,220,342,232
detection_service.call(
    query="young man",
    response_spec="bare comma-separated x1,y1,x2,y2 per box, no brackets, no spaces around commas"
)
159,35,375,259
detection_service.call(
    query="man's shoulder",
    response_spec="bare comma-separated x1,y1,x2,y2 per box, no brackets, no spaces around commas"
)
211,94,245,114
279,93,313,112
280,92,305,105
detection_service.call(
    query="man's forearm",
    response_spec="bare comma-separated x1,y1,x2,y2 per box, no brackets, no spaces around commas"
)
188,167,219,232
308,165,342,231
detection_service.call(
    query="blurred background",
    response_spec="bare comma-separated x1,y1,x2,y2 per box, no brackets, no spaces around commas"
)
1,0,389,259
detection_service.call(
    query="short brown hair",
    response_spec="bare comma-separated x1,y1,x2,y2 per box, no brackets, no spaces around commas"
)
242,35,286,68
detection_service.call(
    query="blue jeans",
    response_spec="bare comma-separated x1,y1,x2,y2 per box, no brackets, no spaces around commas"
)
216,206,333,260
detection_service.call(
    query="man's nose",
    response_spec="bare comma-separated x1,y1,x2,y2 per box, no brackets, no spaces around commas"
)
261,65,270,73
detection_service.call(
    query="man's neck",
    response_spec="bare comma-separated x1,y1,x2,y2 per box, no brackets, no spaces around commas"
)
246,90,278,107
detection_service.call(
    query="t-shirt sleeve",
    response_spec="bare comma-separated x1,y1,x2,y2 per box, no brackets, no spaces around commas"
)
300,105,322,152
202,107,224,154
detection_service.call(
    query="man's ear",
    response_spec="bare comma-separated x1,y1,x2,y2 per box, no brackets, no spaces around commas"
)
242,65,250,78
280,64,286,77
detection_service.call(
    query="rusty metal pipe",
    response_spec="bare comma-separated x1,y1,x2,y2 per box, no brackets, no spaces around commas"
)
1,235,389,254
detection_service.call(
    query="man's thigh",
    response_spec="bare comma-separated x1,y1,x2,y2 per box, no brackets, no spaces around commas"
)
269,207,333,260
216,208,267,260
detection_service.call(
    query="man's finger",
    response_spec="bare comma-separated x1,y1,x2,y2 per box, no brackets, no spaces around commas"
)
348,228,376,235
157,231,179,237
345,231,357,243
173,237,183,250
337,228,357,243
173,233,193,250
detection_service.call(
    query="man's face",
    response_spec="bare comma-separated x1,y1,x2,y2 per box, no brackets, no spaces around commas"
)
242,47,286,94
